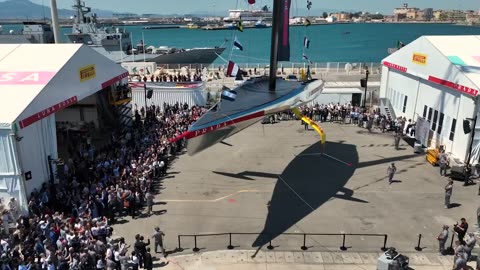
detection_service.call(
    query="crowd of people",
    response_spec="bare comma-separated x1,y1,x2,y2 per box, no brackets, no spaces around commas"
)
0,102,206,270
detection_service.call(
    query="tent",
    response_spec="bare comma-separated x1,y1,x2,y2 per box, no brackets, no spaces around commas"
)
379,35,480,163
0,44,128,212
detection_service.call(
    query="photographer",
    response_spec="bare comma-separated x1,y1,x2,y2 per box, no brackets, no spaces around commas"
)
453,218,469,245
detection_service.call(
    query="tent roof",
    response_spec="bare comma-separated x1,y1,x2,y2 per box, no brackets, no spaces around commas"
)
425,36,480,89
382,35,480,97
0,44,128,129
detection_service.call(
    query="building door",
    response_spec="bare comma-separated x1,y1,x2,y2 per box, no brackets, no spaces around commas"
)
352,93,361,107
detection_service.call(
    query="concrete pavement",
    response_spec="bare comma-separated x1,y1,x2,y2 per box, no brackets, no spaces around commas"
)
157,250,474,270
111,120,480,268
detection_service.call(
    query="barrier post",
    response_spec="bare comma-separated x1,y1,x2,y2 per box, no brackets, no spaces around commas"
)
381,235,388,251
193,236,200,252
267,240,274,250
340,234,347,251
415,234,423,251
301,234,308,250
178,235,182,250
446,232,456,255
227,233,234,250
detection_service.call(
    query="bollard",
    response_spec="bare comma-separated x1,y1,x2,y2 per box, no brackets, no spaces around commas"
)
381,235,388,251
227,233,234,250
340,234,347,251
415,234,423,251
178,235,182,251
301,234,308,251
267,240,274,250
446,232,456,255
192,236,200,252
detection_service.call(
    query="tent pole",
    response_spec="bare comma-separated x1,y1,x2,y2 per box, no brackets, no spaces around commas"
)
50,0,62,43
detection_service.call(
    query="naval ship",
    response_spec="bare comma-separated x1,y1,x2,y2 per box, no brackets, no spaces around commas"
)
67,0,225,65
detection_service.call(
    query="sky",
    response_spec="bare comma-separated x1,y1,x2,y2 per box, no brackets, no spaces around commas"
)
28,0,480,15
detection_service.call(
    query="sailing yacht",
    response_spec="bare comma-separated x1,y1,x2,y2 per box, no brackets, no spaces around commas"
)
171,0,324,155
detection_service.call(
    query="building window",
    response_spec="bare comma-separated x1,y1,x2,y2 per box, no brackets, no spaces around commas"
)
438,113,444,134
449,118,456,141
432,110,438,131
427,108,433,122
403,96,408,113
423,105,427,118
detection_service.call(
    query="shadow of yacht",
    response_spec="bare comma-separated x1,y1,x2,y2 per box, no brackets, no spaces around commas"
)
251,140,361,248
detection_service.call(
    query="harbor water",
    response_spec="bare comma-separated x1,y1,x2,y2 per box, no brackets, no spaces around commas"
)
3,23,480,64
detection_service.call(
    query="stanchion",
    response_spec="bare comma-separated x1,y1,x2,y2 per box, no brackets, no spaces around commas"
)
267,240,274,250
446,232,456,255
227,233,234,250
415,234,423,251
301,234,308,251
340,234,347,251
381,235,388,251
192,236,200,252
177,235,182,251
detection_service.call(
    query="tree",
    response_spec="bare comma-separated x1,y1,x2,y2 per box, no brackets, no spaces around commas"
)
370,14,384,20
322,12,328,18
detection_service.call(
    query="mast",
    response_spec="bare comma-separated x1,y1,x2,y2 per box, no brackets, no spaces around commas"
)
49,0,61,43
268,0,282,91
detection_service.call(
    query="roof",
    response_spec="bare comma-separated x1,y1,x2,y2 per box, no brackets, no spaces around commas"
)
382,35,480,97
0,44,128,129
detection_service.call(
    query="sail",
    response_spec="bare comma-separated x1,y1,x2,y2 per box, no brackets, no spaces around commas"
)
277,0,291,61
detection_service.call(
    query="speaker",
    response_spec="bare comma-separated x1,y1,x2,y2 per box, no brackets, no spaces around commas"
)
147,89,153,99
360,78,367,87
463,119,471,134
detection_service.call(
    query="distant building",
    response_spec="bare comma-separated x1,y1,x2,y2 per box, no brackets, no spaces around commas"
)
330,12,351,21
444,10,467,22
422,8,434,21
393,3,420,21
433,10,445,21
113,13,138,19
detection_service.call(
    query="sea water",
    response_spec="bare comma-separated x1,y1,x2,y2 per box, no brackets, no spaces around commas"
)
4,23,480,64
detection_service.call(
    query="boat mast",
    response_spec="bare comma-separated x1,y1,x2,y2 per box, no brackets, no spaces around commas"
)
268,0,281,92
49,0,61,43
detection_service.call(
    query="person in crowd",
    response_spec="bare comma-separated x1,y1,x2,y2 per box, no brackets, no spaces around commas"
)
143,247,153,270
465,232,476,261
454,218,469,245
437,225,449,255
445,181,453,209
387,163,396,184
439,150,448,176
152,226,166,257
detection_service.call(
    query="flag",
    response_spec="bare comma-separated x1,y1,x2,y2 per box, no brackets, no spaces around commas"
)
305,18,311,27
247,0,255,4
303,37,310,49
307,0,312,10
132,67,138,74
227,61,239,77
302,53,312,64
233,37,243,51
237,19,244,32
222,89,238,101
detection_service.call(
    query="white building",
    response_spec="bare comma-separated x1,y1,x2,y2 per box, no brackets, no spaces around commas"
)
0,44,128,213
379,35,480,165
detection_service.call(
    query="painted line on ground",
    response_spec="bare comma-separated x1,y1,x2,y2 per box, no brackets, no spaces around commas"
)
161,190,271,203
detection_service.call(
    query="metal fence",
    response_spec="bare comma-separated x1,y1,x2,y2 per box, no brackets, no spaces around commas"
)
176,232,388,253
160,62,382,75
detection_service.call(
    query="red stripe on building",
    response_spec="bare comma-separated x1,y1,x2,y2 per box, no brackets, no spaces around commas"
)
427,76,478,97
101,72,129,88
170,111,266,142
382,61,407,73
19,96,78,129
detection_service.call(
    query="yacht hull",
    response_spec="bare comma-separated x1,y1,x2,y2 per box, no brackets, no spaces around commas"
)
183,78,324,155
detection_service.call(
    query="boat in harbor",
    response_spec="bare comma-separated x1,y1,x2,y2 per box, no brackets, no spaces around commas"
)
0,22,54,44
66,0,225,65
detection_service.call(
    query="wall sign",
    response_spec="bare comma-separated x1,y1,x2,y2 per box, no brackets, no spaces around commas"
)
79,64,96,82
18,96,78,129
412,53,427,65
0,72,56,85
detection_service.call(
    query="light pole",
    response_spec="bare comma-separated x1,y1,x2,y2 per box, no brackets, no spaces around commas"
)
360,67,370,108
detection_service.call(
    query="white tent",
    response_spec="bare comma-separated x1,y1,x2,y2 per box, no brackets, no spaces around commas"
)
0,44,128,212
379,35,480,163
